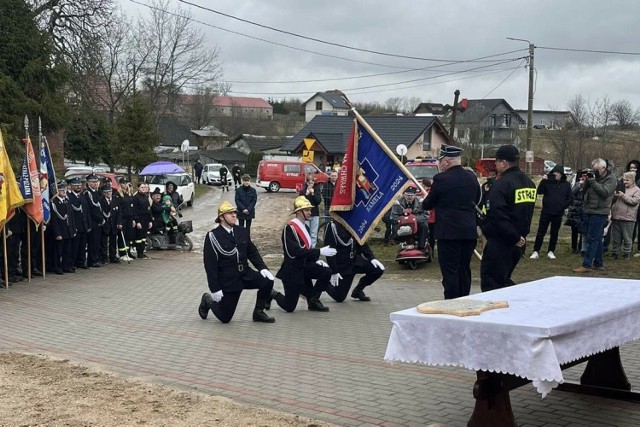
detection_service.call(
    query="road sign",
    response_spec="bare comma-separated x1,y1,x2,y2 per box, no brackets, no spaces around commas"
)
526,150,534,163
302,150,314,163
303,138,315,150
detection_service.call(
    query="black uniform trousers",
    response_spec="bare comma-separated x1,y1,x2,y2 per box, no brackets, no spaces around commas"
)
237,218,252,234
119,220,135,257
275,263,331,312
52,238,74,273
87,226,102,266
480,239,525,292
437,239,476,299
211,271,273,323
73,232,88,268
325,259,383,302
6,232,21,278
135,222,150,256
21,223,42,274
532,213,563,253
101,230,118,262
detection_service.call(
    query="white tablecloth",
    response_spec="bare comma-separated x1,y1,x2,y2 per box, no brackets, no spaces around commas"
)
384,276,640,396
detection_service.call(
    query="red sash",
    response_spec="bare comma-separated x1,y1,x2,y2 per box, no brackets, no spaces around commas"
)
288,220,310,249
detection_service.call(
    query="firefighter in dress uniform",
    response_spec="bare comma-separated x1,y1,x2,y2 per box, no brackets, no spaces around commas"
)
68,177,90,269
99,183,121,264
133,182,152,259
83,174,104,268
323,220,385,302
198,201,276,324
268,196,337,313
50,181,77,274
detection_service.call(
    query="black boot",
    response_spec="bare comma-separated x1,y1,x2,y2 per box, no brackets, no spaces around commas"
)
198,293,214,319
264,289,279,310
253,299,276,323
351,284,371,301
308,297,329,312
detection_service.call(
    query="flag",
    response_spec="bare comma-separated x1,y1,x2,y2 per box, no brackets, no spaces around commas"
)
40,135,58,224
18,135,43,224
0,132,25,228
330,114,413,244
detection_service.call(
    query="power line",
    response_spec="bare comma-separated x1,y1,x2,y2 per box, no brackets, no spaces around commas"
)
175,0,524,63
537,46,640,56
228,60,520,96
128,0,410,69
482,60,526,98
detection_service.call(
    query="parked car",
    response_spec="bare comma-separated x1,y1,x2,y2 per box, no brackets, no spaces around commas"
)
202,163,233,185
544,160,573,176
64,172,124,191
64,165,107,178
145,173,195,207
256,160,328,192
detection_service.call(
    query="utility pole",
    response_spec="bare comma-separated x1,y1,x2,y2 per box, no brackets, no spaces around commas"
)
507,37,535,176
443,90,467,145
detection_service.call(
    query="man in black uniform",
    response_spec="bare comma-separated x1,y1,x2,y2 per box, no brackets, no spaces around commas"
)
68,177,90,269
50,181,76,274
83,174,104,268
422,144,481,299
198,201,276,324
269,196,336,313
99,183,121,264
323,220,385,302
231,163,242,189
219,164,229,192
480,145,536,292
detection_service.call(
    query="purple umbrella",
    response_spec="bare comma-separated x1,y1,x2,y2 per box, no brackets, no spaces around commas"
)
139,161,185,175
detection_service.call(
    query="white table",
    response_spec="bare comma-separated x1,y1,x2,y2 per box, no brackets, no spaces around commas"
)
385,276,640,426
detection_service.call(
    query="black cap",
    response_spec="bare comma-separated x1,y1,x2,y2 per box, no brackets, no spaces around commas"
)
438,144,463,159
495,145,520,162
118,176,130,184
57,180,67,189
151,187,162,195
68,177,82,185
86,173,99,182
404,186,417,195
100,183,112,192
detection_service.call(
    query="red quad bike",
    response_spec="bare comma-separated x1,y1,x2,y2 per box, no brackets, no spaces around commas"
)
394,208,431,270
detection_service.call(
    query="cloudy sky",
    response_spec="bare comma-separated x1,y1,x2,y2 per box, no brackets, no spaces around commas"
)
120,0,640,111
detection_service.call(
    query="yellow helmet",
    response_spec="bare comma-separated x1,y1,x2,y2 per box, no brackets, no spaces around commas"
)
216,200,237,222
293,196,313,213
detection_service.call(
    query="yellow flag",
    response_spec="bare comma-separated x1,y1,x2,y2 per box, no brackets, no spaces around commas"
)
0,132,25,228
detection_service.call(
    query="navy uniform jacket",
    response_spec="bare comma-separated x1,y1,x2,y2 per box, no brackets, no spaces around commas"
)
323,221,375,276
50,196,76,239
422,165,481,240
480,166,536,244
276,221,321,286
133,193,151,224
68,191,90,233
203,225,267,293
109,192,123,229
83,188,104,229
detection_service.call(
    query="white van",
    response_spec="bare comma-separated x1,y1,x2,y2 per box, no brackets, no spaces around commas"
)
202,163,233,185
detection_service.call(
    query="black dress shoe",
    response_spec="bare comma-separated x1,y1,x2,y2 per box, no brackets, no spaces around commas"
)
9,276,24,283
88,264,101,268
32,269,43,277
55,271,64,275
308,298,329,312
63,269,76,273
253,308,276,323
351,289,371,302
198,293,214,319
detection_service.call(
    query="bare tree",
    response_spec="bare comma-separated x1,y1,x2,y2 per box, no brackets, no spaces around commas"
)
184,85,218,129
611,99,639,129
567,95,589,128
385,97,405,113
139,0,223,119
405,96,422,114
29,0,115,63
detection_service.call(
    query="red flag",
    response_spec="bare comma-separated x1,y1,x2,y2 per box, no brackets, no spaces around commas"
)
21,136,43,224
330,119,358,211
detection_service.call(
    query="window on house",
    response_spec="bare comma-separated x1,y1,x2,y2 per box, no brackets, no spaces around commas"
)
315,101,322,110
490,115,497,127
503,114,511,127
422,131,431,151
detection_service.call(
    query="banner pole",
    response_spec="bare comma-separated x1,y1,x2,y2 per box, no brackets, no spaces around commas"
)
26,219,31,281
40,225,45,278
3,227,8,289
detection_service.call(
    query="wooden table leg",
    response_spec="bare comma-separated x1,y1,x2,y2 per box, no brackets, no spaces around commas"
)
468,371,517,427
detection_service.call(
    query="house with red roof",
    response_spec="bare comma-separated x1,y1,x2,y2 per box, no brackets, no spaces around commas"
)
212,96,273,120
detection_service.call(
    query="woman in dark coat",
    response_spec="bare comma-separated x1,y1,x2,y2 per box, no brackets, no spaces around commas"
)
235,174,258,235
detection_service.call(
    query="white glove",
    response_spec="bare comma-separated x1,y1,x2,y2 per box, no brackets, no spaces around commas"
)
330,273,343,287
260,269,274,281
319,246,337,257
316,260,329,268
212,290,223,302
371,259,385,270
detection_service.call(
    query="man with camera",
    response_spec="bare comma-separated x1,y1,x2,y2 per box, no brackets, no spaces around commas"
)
573,159,617,273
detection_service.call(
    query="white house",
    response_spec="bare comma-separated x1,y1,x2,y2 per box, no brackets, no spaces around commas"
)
302,91,349,122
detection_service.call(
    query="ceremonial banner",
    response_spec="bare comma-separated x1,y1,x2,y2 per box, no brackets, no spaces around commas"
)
0,132,25,228
39,135,57,224
330,113,413,244
19,136,43,224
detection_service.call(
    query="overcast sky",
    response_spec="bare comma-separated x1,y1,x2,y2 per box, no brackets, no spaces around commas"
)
120,0,640,111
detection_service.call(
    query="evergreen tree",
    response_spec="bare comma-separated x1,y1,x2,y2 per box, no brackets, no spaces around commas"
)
0,0,68,145
113,95,159,174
